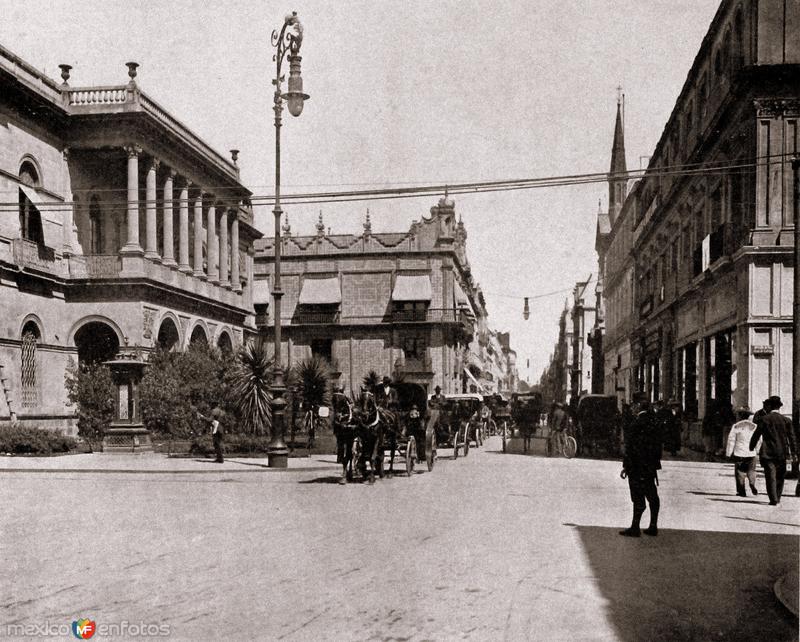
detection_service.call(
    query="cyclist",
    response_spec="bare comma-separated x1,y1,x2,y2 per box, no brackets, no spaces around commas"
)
549,402,569,456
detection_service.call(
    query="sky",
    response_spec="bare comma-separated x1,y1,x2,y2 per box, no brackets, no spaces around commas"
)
1,0,721,383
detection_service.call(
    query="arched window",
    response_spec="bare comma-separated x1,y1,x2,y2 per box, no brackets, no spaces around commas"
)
20,321,41,408
217,332,233,354
190,325,207,345
732,10,743,71
74,321,119,366
89,195,104,254
18,161,44,245
157,318,180,351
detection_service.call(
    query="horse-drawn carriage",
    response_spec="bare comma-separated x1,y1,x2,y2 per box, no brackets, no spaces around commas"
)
429,393,483,457
333,382,436,483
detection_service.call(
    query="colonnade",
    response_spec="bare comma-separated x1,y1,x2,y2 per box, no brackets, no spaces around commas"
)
120,145,243,290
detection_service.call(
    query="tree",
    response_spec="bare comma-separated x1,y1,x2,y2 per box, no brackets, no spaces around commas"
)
64,359,115,452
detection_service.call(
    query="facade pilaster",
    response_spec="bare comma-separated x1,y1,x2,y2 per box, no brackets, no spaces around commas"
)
193,191,205,279
230,212,240,291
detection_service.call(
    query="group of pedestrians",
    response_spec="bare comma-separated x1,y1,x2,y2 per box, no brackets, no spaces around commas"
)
619,392,798,537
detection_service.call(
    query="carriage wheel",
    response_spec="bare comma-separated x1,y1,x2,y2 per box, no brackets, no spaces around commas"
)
463,424,470,456
453,432,460,459
563,435,577,459
350,437,362,480
406,437,416,477
426,432,436,471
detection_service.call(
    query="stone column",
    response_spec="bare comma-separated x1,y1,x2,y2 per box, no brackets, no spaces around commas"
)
193,191,205,278
144,158,160,260
207,200,219,284
230,212,240,291
161,169,176,266
61,148,74,256
122,145,143,254
219,208,229,287
178,180,191,272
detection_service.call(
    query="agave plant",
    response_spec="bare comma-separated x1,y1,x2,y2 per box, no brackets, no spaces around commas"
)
362,370,380,392
292,356,332,410
232,340,274,435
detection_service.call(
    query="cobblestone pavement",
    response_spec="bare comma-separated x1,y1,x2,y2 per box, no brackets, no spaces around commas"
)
1,438,797,641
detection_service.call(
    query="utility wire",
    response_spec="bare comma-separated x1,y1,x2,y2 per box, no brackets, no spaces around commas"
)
0,153,779,214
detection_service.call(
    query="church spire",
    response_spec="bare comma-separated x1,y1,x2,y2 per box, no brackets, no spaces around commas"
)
608,90,628,224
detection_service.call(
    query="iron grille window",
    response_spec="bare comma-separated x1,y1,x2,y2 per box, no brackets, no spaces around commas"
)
21,329,38,407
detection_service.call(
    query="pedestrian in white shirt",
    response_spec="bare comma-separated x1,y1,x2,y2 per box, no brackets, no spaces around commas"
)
725,406,761,497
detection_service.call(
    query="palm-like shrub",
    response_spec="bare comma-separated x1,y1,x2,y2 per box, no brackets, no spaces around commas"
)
232,340,274,435
293,356,332,410
362,370,380,392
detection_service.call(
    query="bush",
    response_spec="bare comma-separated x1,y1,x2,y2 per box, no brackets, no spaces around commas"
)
140,343,238,440
0,425,77,455
189,432,273,457
64,360,115,451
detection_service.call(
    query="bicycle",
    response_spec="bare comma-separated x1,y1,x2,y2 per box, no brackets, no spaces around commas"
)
548,428,577,459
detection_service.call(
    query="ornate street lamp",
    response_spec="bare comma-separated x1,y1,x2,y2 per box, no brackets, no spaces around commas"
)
267,12,309,467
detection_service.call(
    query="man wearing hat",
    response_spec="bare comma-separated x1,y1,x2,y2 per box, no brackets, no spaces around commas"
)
196,406,225,463
725,406,761,496
619,392,662,537
749,396,797,505
430,385,445,409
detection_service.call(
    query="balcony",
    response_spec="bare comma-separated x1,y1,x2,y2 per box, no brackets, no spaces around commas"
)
64,253,247,310
395,354,433,375
12,238,60,276
291,309,340,325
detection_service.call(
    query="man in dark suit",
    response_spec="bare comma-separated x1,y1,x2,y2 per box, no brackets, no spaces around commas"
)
750,396,797,505
620,393,662,537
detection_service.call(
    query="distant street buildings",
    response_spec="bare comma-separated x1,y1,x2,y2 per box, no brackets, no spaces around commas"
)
541,0,799,444
253,197,519,395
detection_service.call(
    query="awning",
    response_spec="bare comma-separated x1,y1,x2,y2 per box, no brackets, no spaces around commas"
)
392,274,432,301
463,366,486,393
453,280,476,317
19,184,44,205
251,279,271,305
298,276,341,305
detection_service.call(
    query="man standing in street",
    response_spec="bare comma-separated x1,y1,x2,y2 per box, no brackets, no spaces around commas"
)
620,393,661,537
750,396,797,505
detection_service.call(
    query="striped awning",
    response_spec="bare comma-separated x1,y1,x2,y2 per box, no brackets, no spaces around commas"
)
391,275,432,301
299,276,341,305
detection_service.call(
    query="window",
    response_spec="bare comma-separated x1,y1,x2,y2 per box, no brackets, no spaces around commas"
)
89,195,104,254
403,335,426,360
20,321,40,408
393,301,428,321
311,338,333,363
683,342,698,419
18,161,44,245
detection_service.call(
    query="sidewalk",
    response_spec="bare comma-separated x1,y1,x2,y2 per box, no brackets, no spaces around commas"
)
0,451,339,474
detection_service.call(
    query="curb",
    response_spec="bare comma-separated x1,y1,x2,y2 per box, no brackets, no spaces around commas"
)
774,566,799,618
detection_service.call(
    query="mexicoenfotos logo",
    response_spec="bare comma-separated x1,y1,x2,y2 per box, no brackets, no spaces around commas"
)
72,618,96,639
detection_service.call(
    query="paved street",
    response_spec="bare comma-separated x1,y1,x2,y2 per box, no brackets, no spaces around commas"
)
1,438,798,641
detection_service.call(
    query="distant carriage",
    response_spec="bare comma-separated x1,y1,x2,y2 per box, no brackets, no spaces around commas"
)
511,392,542,437
432,393,484,457
575,394,621,456
384,382,438,475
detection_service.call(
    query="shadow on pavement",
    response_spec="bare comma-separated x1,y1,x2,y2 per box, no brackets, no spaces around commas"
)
564,523,798,641
726,516,800,529
298,475,345,484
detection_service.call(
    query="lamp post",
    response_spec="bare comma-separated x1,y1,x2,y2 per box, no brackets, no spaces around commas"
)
267,11,309,468
792,155,799,477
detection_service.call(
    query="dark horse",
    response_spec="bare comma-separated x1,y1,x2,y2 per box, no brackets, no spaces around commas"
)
358,388,402,481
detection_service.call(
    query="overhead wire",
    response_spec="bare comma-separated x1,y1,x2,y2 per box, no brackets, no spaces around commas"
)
0,152,778,214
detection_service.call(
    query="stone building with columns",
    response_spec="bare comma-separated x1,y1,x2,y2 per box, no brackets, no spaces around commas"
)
597,0,799,434
253,197,514,395
0,44,261,431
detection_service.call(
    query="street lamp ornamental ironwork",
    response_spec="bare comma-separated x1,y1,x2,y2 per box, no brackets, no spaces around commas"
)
267,11,309,468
